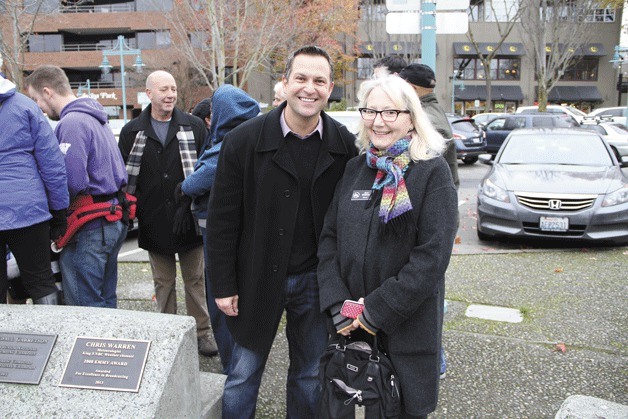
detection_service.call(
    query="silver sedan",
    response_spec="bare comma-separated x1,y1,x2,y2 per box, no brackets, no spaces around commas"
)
476,128,628,245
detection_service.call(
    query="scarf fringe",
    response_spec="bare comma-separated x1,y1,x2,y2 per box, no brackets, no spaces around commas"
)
378,211,413,237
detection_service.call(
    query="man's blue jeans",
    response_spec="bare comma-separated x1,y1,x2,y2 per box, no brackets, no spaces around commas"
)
60,220,127,307
201,226,234,374
221,270,328,419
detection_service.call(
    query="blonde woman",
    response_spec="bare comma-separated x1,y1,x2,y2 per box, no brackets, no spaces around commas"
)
317,76,458,418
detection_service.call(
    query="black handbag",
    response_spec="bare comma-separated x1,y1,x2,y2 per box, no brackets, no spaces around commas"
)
319,334,401,418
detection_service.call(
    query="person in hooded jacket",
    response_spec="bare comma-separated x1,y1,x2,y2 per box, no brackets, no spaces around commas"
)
0,73,69,305
25,65,128,308
180,85,260,373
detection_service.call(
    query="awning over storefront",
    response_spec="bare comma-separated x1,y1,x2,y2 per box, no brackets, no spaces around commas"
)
453,42,524,56
546,86,603,102
544,43,607,56
359,41,436,56
330,85,344,102
455,85,524,101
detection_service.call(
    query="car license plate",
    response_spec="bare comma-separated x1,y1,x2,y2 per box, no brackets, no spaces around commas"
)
539,216,569,232
473,138,482,143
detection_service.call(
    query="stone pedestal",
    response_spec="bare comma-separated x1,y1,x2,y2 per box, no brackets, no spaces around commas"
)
0,305,223,418
555,395,628,419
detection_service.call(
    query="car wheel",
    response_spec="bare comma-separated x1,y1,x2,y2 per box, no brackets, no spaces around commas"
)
462,156,478,165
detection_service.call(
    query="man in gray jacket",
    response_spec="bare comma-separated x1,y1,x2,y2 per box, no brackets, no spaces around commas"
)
399,64,459,379
399,64,459,188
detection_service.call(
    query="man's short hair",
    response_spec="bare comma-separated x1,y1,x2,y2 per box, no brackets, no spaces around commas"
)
284,45,334,82
192,97,212,120
373,54,408,75
24,65,72,95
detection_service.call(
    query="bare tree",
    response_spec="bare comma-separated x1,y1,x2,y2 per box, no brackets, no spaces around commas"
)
168,0,358,90
463,0,525,112
518,0,613,111
270,1,360,82
0,0,56,90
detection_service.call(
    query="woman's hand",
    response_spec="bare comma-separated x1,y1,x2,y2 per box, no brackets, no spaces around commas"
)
337,297,365,336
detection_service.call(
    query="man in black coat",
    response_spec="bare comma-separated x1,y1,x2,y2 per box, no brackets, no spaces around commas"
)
206,46,358,418
118,70,216,357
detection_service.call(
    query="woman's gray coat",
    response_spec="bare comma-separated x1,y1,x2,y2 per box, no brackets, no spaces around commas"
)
317,154,458,416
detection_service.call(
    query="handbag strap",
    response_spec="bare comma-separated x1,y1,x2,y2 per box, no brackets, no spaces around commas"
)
337,334,381,362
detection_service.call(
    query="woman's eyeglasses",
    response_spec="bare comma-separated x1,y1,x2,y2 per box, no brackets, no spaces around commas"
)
358,108,410,122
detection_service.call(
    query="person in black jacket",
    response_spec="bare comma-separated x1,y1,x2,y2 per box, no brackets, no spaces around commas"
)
317,76,458,418
118,70,216,357
206,46,358,418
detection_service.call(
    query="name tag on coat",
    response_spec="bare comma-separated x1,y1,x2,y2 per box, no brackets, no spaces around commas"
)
351,190,372,201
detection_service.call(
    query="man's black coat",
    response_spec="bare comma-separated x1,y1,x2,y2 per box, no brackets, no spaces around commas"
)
206,103,358,353
118,105,205,254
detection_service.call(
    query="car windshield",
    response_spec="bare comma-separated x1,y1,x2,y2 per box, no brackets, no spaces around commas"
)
451,119,478,133
580,125,607,135
499,133,613,166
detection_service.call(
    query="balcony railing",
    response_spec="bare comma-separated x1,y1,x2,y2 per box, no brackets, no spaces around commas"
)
69,80,142,89
60,3,135,13
62,40,137,52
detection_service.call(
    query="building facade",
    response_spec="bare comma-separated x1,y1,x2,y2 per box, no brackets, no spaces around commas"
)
2,0,624,115
4,0,212,120
343,1,623,115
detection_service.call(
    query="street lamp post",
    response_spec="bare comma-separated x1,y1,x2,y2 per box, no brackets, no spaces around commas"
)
451,70,465,114
610,45,628,118
77,79,91,97
100,35,144,124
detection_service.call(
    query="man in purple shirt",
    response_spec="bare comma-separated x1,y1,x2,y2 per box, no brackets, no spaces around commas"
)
26,65,128,308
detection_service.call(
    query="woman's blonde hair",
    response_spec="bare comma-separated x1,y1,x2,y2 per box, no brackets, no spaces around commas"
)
356,76,445,161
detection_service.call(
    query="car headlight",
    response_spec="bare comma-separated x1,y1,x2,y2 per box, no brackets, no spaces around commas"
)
602,184,628,207
480,178,510,203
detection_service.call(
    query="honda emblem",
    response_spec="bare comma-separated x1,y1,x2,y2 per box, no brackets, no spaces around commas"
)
548,199,562,210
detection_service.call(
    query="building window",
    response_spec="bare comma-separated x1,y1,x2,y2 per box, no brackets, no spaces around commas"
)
360,0,386,22
560,58,598,81
23,0,58,14
28,34,63,52
468,0,485,22
357,57,375,80
585,8,615,22
137,31,171,50
454,58,520,81
189,32,208,49
136,0,172,12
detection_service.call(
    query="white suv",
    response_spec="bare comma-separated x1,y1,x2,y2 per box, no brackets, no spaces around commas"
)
515,105,586,124
586,107,627,125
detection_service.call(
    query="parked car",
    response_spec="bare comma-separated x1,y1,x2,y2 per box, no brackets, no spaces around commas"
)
586,106,627,125
515,105,587,124
327,110,361,135
476,128,628,244
579,121,628,158
446,114,487,164
483,113,579,156
472,112,506,127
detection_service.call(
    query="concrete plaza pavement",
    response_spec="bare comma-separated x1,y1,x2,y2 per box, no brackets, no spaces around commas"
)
115,243,627,418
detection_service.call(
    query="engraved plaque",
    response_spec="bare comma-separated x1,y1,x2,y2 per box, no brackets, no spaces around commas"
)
59,336,150,392
0,332,57,384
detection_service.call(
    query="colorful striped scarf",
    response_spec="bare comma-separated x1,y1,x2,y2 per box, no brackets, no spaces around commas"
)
366,137,413,231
